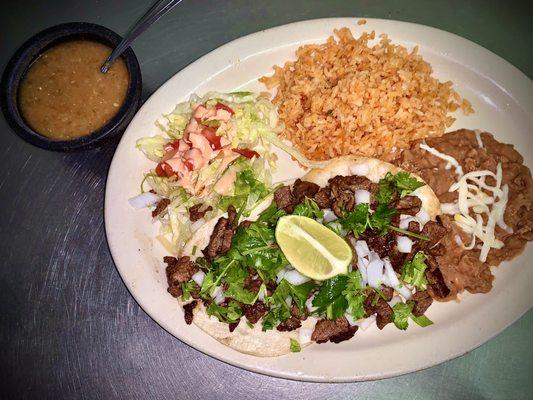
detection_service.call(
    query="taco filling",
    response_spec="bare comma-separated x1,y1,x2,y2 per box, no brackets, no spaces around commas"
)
164,158,448,353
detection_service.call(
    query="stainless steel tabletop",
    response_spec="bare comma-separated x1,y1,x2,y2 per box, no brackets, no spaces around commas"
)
1,1,532,399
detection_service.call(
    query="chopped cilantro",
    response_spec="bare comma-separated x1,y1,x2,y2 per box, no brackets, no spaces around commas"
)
312,275,349,320
401,252,429,289
325,220,346,236
410,314,434,327
206,300,242,323
181,281,199,301
290,338,301,352
395,172,425,198
369,204,397,234
376,172,425,205
339,203,371,236
392,302,414,330
293,197,324,219
342,270,366,320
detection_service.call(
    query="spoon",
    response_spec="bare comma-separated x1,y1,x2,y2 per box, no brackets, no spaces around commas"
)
101,0,184,73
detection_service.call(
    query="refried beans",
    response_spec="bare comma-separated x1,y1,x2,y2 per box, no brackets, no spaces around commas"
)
393,129,533,299
18,40,129,140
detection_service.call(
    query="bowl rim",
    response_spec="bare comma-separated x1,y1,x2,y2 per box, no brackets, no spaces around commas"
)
0,22,142,151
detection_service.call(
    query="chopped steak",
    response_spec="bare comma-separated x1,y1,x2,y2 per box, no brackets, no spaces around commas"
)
364,293,394,329
152,198,170,218
409,290,433,316
228,321,239,332
328,175,377,217
188,203,213,221
394,195,421,216
408,220,421,232
274,185,296,213
165,256,199,298
362,230,397,259
314,187,332,209
420,219,448,248
311,317,358,343
276,304,308,332
380,286,394,302
393,129,533,300
426,268,451,299
183,300,198,325
242,301,268,324
202,205,237,260
292,179,320,203
276,317,302,332
243,274,262,294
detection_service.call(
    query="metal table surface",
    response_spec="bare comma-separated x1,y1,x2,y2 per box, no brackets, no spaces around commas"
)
1,1,532,399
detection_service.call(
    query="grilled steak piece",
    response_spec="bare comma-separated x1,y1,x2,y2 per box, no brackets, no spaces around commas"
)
183,300,198,325
314,187,332,209
394,196,422,216
152,198,170,218
292,179,320,204
202,205,237,260
228,321,240,332
242,301,268,324
165,256,199,298
243,274,262,294
274,185,296,213
276,304,308,332
364,293,394,329
420,219,448,248
409,290,433,316
189,203,213,221
362,230,397,259
380,286,394,302
426,268,451,299
311,317,358,343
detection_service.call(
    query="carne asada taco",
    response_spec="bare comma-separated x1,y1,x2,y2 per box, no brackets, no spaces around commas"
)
164,156,447,356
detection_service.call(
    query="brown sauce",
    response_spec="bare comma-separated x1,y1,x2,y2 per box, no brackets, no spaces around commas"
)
18,40,129,140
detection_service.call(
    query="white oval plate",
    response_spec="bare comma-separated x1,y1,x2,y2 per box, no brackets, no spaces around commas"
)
105,18,533,382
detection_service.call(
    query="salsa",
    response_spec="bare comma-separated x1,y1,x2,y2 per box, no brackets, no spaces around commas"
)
18,40,129,140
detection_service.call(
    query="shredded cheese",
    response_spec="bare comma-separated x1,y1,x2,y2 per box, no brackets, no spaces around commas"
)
420,143,511,262
420,143,464,177
445,163,511,262
474,129,484,148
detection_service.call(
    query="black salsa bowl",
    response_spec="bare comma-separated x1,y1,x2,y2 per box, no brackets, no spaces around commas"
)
1,22,142,151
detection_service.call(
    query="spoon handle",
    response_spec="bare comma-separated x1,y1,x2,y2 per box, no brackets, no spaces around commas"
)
101,0,184,73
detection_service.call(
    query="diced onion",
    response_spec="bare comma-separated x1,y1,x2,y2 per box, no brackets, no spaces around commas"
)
394,284,412,300
354,240,370,258
396,236,413,253
276,267,289,283
345,313,358,326
354,189,371,205
399,215,417,230
306,294,317,313
213,287,225,305
388,296,403,307
284,269,311,285
285,296,293,307
357,315,376,331
367,253,384,289
128,192,161,209
322,209,337,223
299,328,314,344
191,270,205,286
415,209,430,226
383,259,400,287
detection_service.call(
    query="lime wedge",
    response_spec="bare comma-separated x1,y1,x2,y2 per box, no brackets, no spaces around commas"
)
275,215,352,281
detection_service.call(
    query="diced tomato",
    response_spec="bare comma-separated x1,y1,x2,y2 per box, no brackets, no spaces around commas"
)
232,148,260,159
183,160,194,171
167,140,181,150
155,162,174,177
215,102,234,115
201,126,222,150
